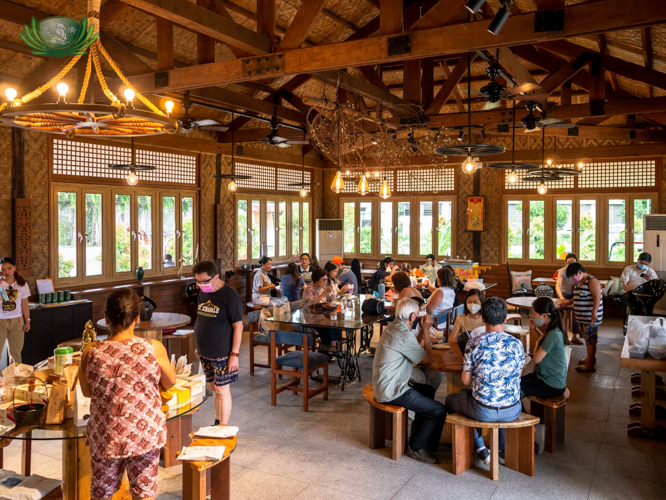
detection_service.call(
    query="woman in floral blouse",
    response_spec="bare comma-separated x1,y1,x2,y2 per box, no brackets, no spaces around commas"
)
302,268,341,357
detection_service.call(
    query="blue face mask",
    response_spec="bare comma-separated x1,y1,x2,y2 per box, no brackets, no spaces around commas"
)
637,263,647,270
533,316,545,327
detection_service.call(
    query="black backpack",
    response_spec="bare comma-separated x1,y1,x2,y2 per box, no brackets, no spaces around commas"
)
362,298,386,315
367,270,381,291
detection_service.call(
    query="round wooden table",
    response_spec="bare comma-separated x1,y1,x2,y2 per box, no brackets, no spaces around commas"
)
506,297,573,353
97,312,191,342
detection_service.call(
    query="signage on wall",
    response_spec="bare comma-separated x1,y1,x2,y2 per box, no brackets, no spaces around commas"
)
21,17,98,57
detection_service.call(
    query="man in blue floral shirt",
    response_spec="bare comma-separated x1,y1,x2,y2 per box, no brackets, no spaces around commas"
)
445,296,525,464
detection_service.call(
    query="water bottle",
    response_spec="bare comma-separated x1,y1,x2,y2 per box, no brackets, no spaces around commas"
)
378,280,385,299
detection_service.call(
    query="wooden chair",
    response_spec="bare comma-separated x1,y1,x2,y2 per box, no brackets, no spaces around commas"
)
180,430,238,500
527,388,570,454
363,385,408,460
447,412,540,481
506,313,522,326
270,330,329,412
248,309,269,375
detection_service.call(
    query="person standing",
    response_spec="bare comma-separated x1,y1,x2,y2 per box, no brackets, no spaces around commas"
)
80,289,176,500
555,253,583,345
193,261,243,425
0,257,30,364
566,263,603,373
620,252,659,315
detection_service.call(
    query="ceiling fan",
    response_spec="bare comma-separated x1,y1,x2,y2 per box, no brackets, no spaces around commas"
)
520,101,577,133
177,91,229,133
264,107,310,148
287,137,320,196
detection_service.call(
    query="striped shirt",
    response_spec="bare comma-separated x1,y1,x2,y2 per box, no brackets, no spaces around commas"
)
573,276,603,324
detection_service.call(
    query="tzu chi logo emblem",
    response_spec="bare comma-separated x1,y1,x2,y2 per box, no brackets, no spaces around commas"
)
21,16,98,57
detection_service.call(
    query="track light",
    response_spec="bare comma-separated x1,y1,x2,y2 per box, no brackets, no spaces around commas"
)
480,127,486,140
488,2,511,35
458,130,464,141
465,0,486,14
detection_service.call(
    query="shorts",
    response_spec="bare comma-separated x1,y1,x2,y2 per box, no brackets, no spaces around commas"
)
576,322,599,345
200,355,238,386
91,449,160,499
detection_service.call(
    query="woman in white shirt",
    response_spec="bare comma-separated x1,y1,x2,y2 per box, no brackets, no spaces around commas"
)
426,267,457,320
450,289,485,340
252,257,282,306
0,257,31,364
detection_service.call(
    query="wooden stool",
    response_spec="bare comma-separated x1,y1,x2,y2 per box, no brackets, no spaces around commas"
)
447,412,540,481
506,313,522,326
181,433,238,500
246,302,263,314
363,385,408,460
528,389,570,453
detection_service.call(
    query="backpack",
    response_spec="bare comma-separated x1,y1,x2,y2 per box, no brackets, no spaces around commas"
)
367,270,381,291
361,298,386,315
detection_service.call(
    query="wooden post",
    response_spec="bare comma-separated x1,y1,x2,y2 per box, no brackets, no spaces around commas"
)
256,0,276,41
12,128,31,276
196,0,215,64
156,17,174,71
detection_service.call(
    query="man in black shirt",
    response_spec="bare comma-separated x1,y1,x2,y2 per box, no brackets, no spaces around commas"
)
193,261,243,425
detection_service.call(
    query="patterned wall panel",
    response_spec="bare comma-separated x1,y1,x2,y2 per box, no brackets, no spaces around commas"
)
313,168,323,220
456,170,474,260
24,131,49,294
14,199,31,273
660,156,666,214
323,170,339,219
200,153,216,264
215,155,236,272
479,167,502,265
0,129,11,254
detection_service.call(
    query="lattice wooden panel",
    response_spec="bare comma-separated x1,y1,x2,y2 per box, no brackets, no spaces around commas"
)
235,162,276,190
396,168,454,192
578,160,656,188
504,165,575,190
135,149,197,184
277,167,312,193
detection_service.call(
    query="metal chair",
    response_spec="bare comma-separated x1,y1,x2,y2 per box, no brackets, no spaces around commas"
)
632,279,666,315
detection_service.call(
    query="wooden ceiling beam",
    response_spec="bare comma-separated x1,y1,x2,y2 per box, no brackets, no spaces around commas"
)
537,53,588,94
408,0,468,31
100,0,127,27
426,53,476,115
497,47,536,86
489,124,666,142
596,34,619,92
642,27,653,97
99,31,154,75
321,8,360,32
438,61,466,112
129,0,666,93
121,0,271,55
280,0,327,50
156,18,174,71
202,0,254,58
358,66,389,91
256,0,276,39
385,71,549,89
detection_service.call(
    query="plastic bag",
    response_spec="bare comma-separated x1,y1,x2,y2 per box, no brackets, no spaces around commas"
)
648,317,666,360
627,318,649,358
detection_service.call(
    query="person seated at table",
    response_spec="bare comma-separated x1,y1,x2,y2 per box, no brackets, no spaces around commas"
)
80,289,176,500
555,253,583,345
444,265,465,294
252,257,284,306
281,263,306,303
298,253,315,273
391,271,423,300
331,256,358,294
409,297,445,392
426,267,458,322
445,297,524,465
324,261,349,299
450,289,486,341
369,256,396,292
302,268,342,356
620,252,659,315
566,263,603,373
373,298,446,464
420,254,441,287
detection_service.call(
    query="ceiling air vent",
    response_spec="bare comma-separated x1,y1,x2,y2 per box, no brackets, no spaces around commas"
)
645,215,666,231
317,219,343,231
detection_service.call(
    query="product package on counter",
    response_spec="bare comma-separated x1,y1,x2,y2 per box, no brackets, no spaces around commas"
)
0,400,27,426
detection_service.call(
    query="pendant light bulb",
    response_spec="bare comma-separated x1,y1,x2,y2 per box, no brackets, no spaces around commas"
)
126,170,139,186
379,178,391,199
124,88,135,106
164,100,174,116
537,181,548,195
578,162,584,170
227,180,238,192
5,87,17,102
357,174,369,196
331,170,345,193
461,156,478,175
299,187,307,198
56,82,68,102
507,170,518,184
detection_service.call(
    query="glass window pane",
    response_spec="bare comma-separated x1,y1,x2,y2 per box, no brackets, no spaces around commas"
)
237,200,248,261
608,199,626,262
380,202,393,255
420,201,433,255
182,197,194,266
397,201,410,255
302,202,310,254
84,193,102,276
529,201,545,260
115,194,132,273
579,200,596,261
278,201,287,257
343,202,355,253
633,199,651,261
251,200,261,259
360,202,372,254
266,201,276,257
437,201,452,257
138,195,152,270
292,202,300,257
507,200,523,259
162,196,176,269
57,192,77,278
555,200,573,260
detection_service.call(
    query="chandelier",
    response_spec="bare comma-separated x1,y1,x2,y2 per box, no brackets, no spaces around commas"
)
0,0,178,137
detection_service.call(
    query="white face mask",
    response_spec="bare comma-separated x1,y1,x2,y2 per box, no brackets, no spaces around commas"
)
467,303,481,314
418,310,427,317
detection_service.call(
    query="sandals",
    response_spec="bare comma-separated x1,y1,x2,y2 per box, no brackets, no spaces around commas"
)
578,359,596,366
575,365,596,373
570,337,584,345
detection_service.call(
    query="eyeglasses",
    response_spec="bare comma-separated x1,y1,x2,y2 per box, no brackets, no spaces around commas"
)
195,276,215,285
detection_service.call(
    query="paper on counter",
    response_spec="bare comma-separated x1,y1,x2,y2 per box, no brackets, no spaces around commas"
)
0,474,62,500
177,446,225,462
193,426,239,439
431,344,451,350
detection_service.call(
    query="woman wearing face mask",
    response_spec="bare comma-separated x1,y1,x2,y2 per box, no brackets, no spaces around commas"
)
566,262,603,373
252,257,282,306
419,254,441,287
450,289,485,341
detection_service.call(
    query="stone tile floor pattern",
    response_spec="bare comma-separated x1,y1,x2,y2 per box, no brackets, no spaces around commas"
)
4,317,665,499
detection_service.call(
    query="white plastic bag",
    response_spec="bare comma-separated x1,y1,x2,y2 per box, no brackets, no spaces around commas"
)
258,302,291,334
648,317,666,360
627,318,649,358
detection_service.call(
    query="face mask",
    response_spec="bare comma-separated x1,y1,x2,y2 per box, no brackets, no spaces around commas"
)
572,275,582,283
637,263,647,270
467,303,481,314
198,282,215,293
533,316,545,327
418,310,427,317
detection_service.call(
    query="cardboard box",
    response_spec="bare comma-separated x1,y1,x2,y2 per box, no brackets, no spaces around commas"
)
187,374,206,385
14,384,50,405
46,385,68,425
166,386,190,405
34,368,54,383
182,381,203,397
0,400,27,426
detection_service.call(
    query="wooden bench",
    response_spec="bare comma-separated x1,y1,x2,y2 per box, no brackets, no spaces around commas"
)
528,388,570,454
447,412,540,481
506,313,522,326
181,432,238,500
363,384,408,460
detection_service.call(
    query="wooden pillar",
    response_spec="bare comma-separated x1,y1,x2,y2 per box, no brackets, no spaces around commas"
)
402,4,421,105
12,128,31,276
196,0,215,64
472,169,481,263
156,18,174,71
421,57,434,109
257,0,276,41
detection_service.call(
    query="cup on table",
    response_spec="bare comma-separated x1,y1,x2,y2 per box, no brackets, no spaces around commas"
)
347,284,354,295
64,290,71,301
45,293,51,304
51,292,58,303
58,291,64,302
39,294,45,304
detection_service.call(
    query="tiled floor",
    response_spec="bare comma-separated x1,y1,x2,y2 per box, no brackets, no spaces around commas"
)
4,317,665,499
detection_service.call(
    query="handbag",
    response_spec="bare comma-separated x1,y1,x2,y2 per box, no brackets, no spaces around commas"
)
361,298,386,315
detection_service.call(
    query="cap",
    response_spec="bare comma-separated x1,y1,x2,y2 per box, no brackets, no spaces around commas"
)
332,256,344,265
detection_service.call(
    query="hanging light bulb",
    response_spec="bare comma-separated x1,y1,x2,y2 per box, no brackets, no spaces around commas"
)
164,100,174,116
507,170,518,184
379,178,391,199
331,170,345,193
357,174,369,195
124,88,135,107
537,181,548,195
126,170,139,186
5,88,17,104
56,82,68,103
299,187,307,198
227,180,238,192
461,156,478,175
578,162,584,170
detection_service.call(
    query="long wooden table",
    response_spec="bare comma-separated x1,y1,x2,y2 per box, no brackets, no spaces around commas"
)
620,315,666,440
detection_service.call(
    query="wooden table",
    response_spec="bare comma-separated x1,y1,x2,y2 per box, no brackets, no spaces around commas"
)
182,430,238,500
620,315,666,440
97,312,191,343
420,342,465,395
506,297,573,353
532,277,608,287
